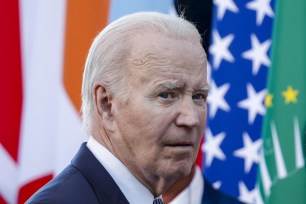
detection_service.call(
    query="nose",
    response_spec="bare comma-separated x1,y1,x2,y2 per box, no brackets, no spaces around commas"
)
175,97,201,127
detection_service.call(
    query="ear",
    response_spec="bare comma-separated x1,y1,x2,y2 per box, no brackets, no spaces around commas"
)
92,83,115,132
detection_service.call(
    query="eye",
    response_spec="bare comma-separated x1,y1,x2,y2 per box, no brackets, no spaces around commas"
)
192,93,206,101
158,92,174,100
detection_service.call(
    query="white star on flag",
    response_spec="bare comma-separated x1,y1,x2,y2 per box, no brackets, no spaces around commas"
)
207,62,212,83
207,80,230,118
242,34,271,75
214,0,239,21
238,181,258,203
234,132,262,173
212,181,222,189
246,0,274,25
202,128,226,167
209,30,235,69
238,83,266,124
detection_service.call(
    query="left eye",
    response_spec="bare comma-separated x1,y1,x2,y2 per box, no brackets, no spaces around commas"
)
192,94,205,100
158,92,172,99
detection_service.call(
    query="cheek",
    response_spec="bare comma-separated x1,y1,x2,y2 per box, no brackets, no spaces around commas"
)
200,107,208,127
114,103,161,148
122,99,172,134
196,109,207,146
124,109,156,134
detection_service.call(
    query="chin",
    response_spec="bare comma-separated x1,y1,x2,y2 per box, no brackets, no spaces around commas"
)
171,160,193,177
160,153,195,178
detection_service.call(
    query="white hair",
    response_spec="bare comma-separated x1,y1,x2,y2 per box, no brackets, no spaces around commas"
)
81,11,202,134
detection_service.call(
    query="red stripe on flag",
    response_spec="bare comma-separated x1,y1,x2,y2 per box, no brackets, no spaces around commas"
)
17,174,53,204
195,137,204,169
0,0,23,162
0,194,8,204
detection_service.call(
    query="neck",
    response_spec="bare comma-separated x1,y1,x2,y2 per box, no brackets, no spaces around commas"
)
162,165,195,203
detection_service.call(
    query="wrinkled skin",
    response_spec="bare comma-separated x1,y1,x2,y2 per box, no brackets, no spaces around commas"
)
93,31,208,196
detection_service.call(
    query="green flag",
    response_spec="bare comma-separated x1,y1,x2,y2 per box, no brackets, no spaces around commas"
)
258,0,306,203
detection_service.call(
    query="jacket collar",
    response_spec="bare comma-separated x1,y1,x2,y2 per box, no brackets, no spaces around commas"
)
71,143,129,204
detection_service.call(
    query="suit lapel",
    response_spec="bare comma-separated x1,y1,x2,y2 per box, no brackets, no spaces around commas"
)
71,143,129,204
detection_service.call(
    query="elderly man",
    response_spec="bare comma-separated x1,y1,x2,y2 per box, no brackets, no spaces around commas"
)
26,11,209,204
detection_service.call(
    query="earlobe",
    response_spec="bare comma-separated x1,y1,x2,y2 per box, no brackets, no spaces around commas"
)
93,83,114,131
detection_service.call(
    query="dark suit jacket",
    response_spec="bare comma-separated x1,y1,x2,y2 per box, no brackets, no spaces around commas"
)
26,143,129,204
202,178,245,204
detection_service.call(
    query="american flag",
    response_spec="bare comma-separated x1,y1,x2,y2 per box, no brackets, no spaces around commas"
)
202,0,275,203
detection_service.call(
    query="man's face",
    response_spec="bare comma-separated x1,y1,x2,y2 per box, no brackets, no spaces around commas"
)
110,32,208,189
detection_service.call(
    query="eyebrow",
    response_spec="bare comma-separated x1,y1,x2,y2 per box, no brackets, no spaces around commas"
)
198,85,211,93
157,82,211,92
157,82,185,90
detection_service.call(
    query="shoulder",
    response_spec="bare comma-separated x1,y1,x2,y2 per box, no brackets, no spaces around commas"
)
26,143,129,204
26,165,99,204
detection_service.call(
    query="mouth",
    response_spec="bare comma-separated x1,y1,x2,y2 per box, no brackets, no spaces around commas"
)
165,142,194,148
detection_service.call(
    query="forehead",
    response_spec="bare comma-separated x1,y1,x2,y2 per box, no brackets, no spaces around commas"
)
126,32,207,86
129,32,205,63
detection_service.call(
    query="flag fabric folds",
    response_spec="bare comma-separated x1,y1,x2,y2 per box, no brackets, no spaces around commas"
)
257,0,306,203
203,0,275,203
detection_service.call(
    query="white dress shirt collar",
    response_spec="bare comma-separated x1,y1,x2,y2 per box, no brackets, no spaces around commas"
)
87,136,155,204
168,165,204,204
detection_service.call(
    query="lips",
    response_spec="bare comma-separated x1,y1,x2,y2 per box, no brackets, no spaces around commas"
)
165,142,194,147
